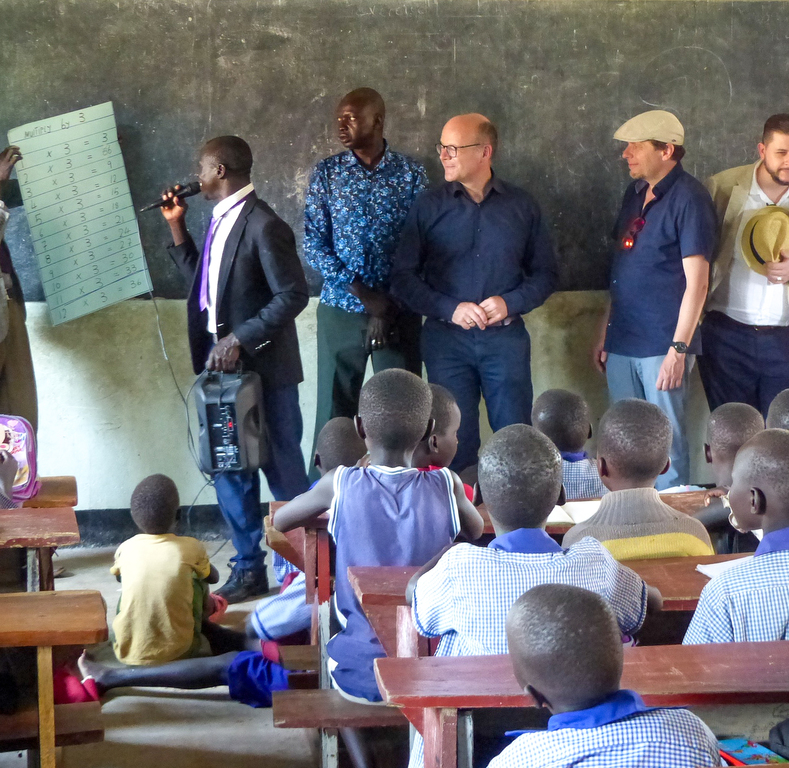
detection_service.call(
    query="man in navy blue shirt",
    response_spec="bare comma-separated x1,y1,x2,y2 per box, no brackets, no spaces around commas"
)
304,88,427,472
594,111,716,489
391,114,557,471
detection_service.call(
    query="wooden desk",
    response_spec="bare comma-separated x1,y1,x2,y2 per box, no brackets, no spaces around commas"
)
349,552,750,614
23,477,78,509
375,642,789,768
0,590,107,768
0,507,80,592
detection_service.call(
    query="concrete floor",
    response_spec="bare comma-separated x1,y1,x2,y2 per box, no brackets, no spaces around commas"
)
0,543,316,768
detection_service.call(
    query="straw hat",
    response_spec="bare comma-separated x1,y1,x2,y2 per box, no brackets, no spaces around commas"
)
740,206,789,275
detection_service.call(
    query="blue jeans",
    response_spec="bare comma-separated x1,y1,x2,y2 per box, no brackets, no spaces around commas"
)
421,318,533,472
606,353,695,490
214,383,309,571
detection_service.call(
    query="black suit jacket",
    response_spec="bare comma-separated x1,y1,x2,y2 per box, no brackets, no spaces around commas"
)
168,192,309,388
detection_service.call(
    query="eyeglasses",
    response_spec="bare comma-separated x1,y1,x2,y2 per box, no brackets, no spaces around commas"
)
435,143,481,158
622,217,645,250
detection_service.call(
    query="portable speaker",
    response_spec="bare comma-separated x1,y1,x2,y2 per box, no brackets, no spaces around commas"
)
193,371,267,474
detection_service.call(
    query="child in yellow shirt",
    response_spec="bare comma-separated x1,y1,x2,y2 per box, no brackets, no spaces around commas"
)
112,474,219,665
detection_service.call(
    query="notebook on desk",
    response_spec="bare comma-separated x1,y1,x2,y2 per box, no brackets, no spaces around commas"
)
697,557,753,579
546,500,601,525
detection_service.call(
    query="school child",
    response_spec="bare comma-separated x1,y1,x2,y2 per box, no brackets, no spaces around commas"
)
274,368,483,703
692,402,764,553
562,399,713,558
767,388,789,429
406,424,660,768
532,388,607,500
413,383,473,501
685,429,789,644
256,417,367,642
488,584,720,768
111,474,221,665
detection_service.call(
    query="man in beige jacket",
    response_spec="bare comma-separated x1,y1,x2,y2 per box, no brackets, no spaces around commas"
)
700,114,789,417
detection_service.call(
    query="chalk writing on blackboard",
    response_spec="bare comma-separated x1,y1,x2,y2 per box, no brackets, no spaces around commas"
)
7,102,152,325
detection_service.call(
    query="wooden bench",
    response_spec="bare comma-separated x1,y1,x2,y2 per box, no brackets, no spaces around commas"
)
0,590,107,768
0,507,81,592
23,477,78,510
376,642,789,768
0,702,103,752
273,689,406,729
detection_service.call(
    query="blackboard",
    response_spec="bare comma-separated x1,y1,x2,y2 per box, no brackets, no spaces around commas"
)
0,0,777,301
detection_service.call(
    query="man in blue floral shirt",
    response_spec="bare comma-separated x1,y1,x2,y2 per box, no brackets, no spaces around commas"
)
304,87,428,464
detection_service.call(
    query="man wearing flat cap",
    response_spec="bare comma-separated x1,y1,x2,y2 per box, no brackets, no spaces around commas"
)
594,110,716,488
699,114,789,417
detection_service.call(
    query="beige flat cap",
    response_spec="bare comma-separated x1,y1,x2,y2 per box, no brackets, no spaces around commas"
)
613,110,685,145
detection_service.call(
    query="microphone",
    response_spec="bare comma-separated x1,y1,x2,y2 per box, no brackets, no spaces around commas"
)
139,181,202,213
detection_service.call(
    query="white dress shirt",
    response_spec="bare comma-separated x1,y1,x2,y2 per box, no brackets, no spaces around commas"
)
205,183,254,333
708,164,789,325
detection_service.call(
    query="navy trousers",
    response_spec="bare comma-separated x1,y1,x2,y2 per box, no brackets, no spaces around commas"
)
421,318,533,472
214,383,309,571
699,311,789,419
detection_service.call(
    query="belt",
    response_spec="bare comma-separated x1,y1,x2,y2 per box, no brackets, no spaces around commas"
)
437,315,519,329
487,316,518,328
707,310,789,333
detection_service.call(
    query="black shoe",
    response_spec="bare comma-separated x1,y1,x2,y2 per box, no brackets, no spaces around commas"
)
215,565,269,604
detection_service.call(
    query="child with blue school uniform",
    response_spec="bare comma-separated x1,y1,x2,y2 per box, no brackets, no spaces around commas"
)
406,425,663,768
685,428,789,644
275,369,483,702
488,584,719,768
532,389,607,500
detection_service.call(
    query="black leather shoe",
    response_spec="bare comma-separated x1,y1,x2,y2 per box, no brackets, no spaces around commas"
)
215,566,269,604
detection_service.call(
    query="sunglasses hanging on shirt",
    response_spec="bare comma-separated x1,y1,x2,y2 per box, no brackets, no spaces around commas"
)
622,217,646,250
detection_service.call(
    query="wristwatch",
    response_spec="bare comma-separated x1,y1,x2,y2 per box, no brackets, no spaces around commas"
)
670,341,688,354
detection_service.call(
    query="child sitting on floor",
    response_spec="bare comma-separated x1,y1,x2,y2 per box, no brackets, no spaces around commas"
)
531,388,607,500
562,399,713,559
685,428,789,644
413,383,472,501
254,417,367,642
488,583,719,768
692,402,764,553
274,369,483,703
405,424,660,768
111,474,221,665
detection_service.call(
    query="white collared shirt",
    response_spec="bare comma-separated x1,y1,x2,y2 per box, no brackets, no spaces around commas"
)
205,183,254,333
708,164,789,325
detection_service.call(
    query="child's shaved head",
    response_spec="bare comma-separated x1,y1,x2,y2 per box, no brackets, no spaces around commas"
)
707,403,764,462
506,584,622,711
315,417,367,474
478,425,562,529
730,429,789,535
598,399,671,483
130,474,179,535
767,389,789,430
428,384,458,436
532,389,591,453
358,369,432,451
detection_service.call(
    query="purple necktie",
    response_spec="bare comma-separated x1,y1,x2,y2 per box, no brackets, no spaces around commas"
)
198,215,222,311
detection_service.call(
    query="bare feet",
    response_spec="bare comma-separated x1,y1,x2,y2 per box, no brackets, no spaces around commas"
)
77,651,108,694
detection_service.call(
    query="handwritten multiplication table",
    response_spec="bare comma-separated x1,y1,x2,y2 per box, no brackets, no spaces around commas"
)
7,102,152,325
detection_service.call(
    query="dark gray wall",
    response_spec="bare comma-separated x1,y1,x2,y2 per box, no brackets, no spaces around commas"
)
0,0,778,300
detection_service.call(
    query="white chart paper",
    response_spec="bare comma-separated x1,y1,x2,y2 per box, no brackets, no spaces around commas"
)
7,102,152,325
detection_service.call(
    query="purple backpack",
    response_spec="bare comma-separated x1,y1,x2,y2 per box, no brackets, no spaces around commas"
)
0,415,40,501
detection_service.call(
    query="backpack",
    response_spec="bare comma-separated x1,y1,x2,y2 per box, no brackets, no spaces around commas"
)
0,415,40,501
